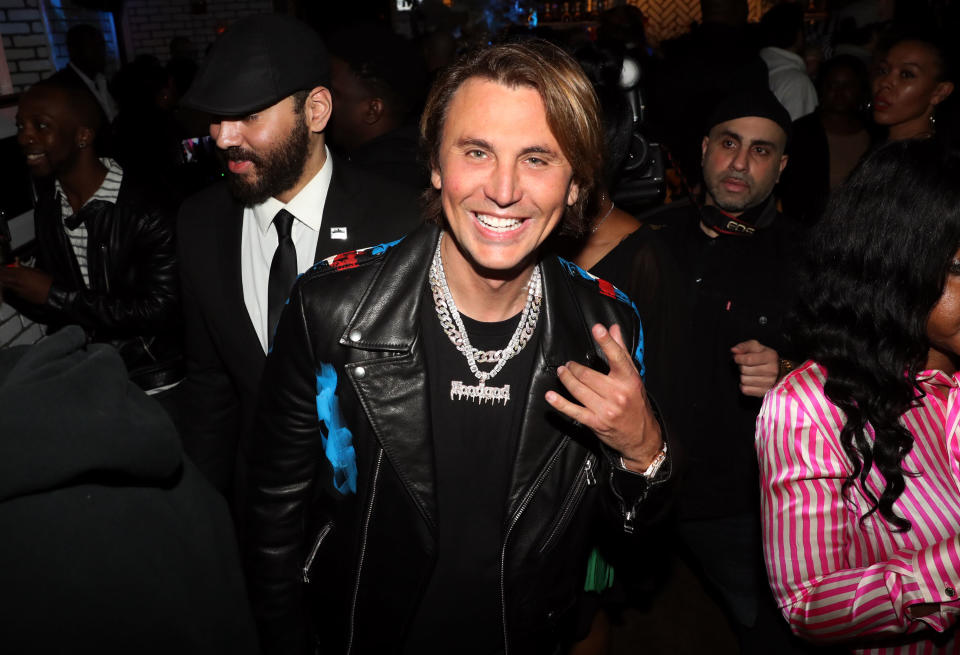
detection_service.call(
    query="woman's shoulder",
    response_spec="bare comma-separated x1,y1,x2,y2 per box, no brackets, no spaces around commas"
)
770,360,828,402
760,361,845,440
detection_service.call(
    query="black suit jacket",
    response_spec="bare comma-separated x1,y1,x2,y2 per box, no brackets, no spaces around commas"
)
175,156,423,499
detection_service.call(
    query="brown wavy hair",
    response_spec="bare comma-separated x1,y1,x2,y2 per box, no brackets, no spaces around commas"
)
419,39,603,238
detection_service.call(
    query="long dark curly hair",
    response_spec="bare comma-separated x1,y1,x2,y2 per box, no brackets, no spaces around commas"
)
794,138,960,531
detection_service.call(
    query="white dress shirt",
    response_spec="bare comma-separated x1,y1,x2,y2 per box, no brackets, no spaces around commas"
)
67,62,118,122
241,150,334,352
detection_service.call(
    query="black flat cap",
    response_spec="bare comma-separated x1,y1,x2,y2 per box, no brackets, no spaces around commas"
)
704,88,792,145
181,13,329,116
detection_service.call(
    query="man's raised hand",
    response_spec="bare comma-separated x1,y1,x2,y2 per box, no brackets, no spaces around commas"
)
545,323,663,473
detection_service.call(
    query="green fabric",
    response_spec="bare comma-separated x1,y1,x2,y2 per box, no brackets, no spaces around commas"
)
583,547,615,592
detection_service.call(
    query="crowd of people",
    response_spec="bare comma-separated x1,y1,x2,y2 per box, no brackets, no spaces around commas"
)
2,1,960,654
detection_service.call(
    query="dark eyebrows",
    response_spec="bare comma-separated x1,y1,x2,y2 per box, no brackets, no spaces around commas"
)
717,130,780,151
456,137,560,158
457,137,494,151
520,145,558,158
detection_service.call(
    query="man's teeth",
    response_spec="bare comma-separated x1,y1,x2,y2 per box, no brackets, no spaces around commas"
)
475,213,522,231
26,153,44,161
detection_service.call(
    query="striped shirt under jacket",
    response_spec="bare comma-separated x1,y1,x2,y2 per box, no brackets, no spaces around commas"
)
756,361,960,654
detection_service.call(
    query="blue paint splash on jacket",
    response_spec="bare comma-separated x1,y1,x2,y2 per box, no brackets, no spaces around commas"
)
315,363,357,495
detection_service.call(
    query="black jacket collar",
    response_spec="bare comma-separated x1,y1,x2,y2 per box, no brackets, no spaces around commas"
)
339,223,601,529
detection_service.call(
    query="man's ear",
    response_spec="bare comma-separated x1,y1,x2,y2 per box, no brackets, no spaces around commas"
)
305,86,333,133
777,154,789,181
566,181,579,206
364,98,385,126
701,135,710,163
76,126,94,149
431,168,442,190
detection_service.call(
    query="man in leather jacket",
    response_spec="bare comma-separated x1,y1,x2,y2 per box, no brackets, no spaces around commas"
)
247,41,671,655
1,79,181,391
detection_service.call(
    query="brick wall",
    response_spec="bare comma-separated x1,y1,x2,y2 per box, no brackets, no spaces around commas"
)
0,0,120,93
1,0,54,92
0,299,44,348
122,0,274,64
44,0,120,71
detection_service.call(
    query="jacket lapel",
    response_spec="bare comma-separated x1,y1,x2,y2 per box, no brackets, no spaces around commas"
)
343,225,439,531
504,256,596,520
314,159,356,261
218,200,263,357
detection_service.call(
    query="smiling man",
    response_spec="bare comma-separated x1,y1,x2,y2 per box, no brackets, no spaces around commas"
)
246,40,670,655
2,78,181,392
175,14,420,502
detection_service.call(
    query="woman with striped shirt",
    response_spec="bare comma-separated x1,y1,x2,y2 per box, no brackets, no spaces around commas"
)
756,138,960,654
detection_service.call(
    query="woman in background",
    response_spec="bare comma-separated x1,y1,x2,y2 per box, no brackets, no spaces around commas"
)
757,138,960,653
779,54,876,224
872,36,954,141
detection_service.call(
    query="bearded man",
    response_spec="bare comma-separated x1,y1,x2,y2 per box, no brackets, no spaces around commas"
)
246,40,671,655
175,13,420,503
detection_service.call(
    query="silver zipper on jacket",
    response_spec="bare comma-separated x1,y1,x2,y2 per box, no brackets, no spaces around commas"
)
537,454,597,555
302,521,334,584
499,437,569,655
100,243,110,293
347,448,383,654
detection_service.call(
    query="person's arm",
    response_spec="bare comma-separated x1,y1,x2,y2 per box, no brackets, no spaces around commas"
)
246,279,329,655
48,206,179,334
546,321,671,533
757,382,960,642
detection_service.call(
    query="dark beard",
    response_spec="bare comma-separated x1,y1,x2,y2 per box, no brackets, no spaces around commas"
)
223,118,311,206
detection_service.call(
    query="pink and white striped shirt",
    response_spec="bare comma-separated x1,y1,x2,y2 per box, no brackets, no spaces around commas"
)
756,361,960,654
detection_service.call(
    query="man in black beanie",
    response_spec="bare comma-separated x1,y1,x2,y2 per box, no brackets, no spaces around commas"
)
598,88,812,652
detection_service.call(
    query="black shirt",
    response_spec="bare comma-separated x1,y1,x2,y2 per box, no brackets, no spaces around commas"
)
596,207,803,519
404,286,540,653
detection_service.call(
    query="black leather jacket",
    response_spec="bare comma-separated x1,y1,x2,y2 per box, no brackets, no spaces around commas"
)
12,176,182,389
247,224,670,655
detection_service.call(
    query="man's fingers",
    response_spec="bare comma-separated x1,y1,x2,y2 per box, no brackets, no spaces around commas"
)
564,360,617,395
731,339,763,354
545,390,596,430
591,323,636,378
740,374,776,387
609,323,626,350
740,385,768,398
557,364,605,411
734,352,777,368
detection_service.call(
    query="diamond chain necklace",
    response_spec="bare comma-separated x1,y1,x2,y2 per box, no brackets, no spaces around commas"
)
429,233,542,405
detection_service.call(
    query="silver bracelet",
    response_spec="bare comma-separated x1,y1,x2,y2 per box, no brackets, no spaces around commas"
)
620,441,668,479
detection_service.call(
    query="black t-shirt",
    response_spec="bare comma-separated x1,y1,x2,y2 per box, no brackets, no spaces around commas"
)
403,287,539,654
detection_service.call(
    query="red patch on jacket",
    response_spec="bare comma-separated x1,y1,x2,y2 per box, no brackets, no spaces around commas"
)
597,279,616,299
330,251,359,271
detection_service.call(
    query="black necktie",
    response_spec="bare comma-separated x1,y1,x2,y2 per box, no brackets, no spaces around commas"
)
267,209,298,348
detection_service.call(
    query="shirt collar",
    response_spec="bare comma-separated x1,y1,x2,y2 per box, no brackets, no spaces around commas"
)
56,157,124,209
251,147,334,235
917,369,960,389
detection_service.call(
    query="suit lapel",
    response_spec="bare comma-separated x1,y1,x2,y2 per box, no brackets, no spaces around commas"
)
314,159,357,262
218,200,263,357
